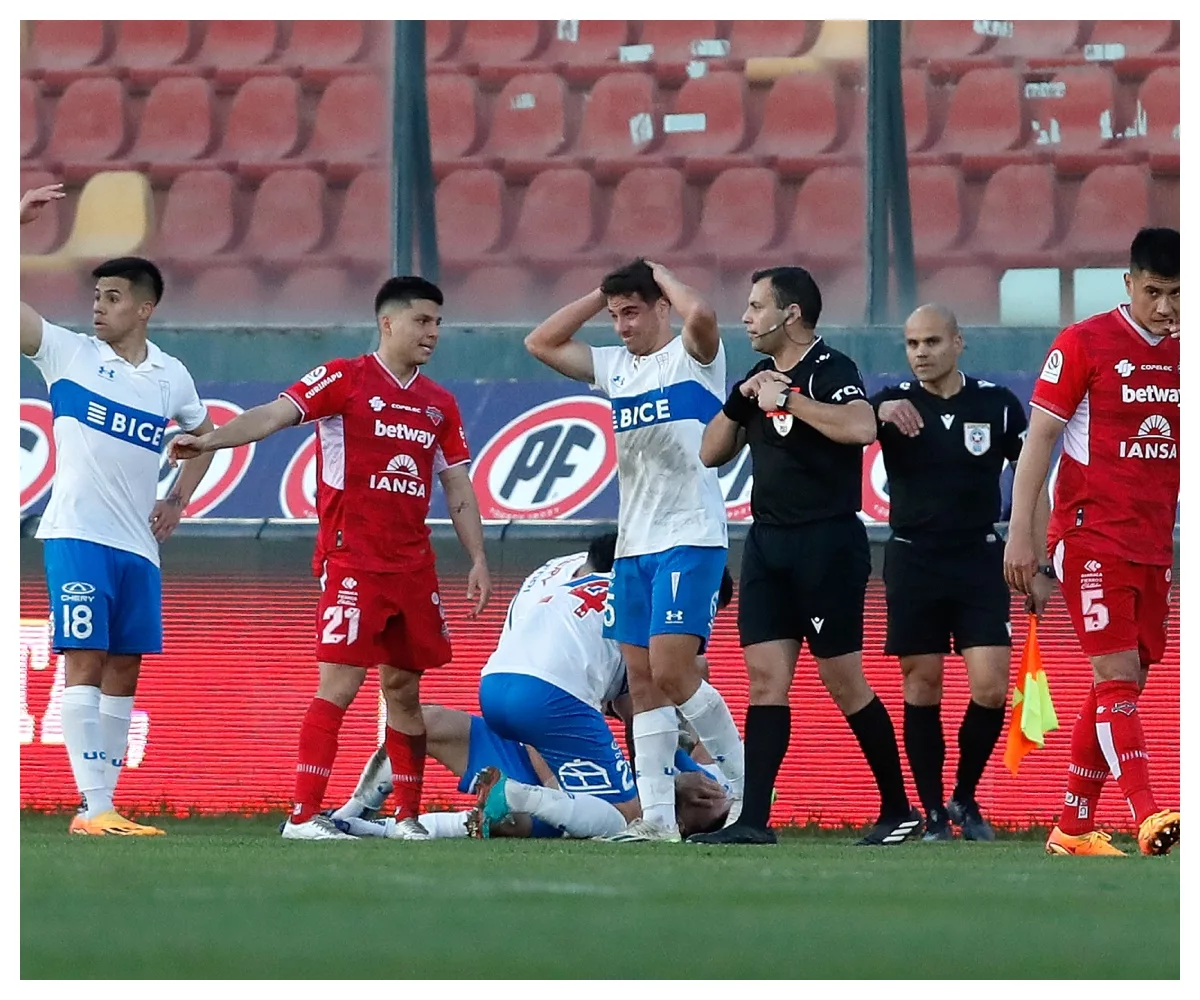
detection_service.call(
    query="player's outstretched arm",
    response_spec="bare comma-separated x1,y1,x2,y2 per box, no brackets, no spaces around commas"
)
647,260,720,365
1004,407,1065,596
150,414,218,542
439,464,492,617
19,184,66,357
168,397,301,465
524,289,603,383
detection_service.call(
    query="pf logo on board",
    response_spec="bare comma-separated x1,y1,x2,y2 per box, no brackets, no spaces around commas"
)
471,396,617,520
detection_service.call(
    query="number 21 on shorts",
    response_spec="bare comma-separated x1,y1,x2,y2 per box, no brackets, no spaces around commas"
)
322,605,361,644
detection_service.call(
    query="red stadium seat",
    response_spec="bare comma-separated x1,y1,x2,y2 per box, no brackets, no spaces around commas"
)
783,167,864,267
573,72,661,182
435,169,506,266
243,169,328,267
913,67,1026,173
968,164,1057,264
154,170,238,266
274,265,355,319
1136,66,1180,173
331,169,390,270
661,72,749,179
1086,20,1177,56
904,20,992,62
20,169,64,255
303,74,386,181
183,266,268,321
132,77,214,181
754,71,842,177
428,75,481,173
1062,165,1150,266
552,265,612,305
844,68,934,161
20,268,87,319
484,73,570,181
282,20,368,84
218,77,301,177
641,20,720,63
453,265,538,322
691,167,780,269
196,20,281,86
991,21,1083,59
42,78,128,181
543,20,631,84
21,79,42,159
425,22,459,63
728,21,816,59
113,21,198,88
459,20,546,83
1027,67,1130,174
28,20,111,89
908,164,964,259
512,168,598,265
919,266,999,323
603,167,687,256
817,266,866,325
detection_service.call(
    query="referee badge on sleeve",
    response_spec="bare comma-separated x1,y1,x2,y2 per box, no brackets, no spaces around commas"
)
963,422,991,455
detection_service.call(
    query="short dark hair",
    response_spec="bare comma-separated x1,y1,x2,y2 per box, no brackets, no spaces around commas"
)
1130,228,1179,279
751,266,822,328
375,276,444,315
92,256,164,304
586,532,618,574
718,568,734,610
600,259,662,304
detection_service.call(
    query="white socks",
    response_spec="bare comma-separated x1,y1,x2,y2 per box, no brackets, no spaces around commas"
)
333,745,394,819
419,811,470,839
503,779,627,839
99,694,133,800
678,681,745,803
61,685,112,818
632,707,681,830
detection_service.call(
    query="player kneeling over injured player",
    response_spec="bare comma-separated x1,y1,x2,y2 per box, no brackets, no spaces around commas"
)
335,704,732,840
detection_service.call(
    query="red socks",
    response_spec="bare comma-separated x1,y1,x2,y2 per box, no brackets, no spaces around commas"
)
1094,680,1158,824
1060,685,1109,835
385,726,427,820
291,697,346,825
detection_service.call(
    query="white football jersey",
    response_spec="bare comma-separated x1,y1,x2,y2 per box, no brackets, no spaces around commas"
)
30,320,208,566
483,571,626,712
590,337,728,558
503,552,588,634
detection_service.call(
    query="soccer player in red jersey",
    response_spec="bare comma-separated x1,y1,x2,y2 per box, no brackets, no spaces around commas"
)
170,277,492,840
1005,228,1180,857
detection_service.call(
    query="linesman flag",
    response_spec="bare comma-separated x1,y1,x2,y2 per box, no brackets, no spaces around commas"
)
1004,614,1060,775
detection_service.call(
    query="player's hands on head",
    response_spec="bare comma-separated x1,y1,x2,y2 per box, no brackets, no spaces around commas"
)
877,399,924,437
20,183,65,225
167,433,208,467
1002,533,1038,596
466,559,492,618
149,495,185,543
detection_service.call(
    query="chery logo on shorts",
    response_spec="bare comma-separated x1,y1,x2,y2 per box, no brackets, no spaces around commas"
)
60,582,96,603
471,396,617,520
159,400,256,516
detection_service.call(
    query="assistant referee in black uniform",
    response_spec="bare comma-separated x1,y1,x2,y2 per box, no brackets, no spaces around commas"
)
690,266,920,847
872,303,1028,842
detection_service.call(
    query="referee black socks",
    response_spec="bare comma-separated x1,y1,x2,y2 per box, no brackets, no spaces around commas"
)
846,696,910,819
740,705,791,829
903,702,946,816
953,700,1005,809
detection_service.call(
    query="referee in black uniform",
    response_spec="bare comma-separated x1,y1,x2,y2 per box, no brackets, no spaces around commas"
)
872,303,1028,842
689,266,920,847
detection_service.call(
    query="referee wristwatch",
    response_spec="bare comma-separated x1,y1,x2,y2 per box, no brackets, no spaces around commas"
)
1037,565,1055,579
773,388,790,411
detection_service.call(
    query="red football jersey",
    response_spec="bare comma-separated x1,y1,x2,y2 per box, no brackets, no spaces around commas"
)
280,354,471,575
1031,306,1179,565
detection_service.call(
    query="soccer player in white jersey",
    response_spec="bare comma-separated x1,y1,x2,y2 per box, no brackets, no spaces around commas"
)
19,185,216,835
525,258,745,842
501,533,615,634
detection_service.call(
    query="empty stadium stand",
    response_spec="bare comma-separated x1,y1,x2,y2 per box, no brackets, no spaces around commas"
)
20,19,1179,324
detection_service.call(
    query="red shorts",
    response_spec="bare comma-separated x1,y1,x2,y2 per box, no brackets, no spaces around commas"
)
1052,540,1172,665
315,560,451,672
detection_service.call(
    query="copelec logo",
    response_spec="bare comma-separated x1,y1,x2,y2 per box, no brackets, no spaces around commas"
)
21,399,56,513
471,396,617,519
158,400,256,516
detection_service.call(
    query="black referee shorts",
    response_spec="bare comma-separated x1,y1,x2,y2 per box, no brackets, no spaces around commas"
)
882,534,1012,657
737,514,870,659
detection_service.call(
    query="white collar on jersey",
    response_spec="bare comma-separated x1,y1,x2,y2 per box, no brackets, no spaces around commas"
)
96,336,166,370
372,352,421,390
1117,304,1167,347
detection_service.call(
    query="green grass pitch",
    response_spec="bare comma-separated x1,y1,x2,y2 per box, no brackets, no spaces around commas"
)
21,814,1178,979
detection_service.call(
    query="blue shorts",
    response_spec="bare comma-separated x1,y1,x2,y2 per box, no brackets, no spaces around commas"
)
605,544,727,648
478,673,637,804
43,538,162,655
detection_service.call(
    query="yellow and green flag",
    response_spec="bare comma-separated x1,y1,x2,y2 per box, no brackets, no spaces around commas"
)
1004,614,1060,775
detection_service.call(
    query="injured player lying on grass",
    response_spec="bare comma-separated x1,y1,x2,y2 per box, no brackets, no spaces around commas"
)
331,704,733,840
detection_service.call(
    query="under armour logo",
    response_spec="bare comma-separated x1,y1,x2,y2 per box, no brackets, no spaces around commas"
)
368,396,386,412
665,610,684,623
97,365,116,380
811,617,825,633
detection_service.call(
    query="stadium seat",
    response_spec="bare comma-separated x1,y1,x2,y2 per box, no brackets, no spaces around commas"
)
990,21,1083,60
792,19,868,68
603,167,687,257
908,164,964,259
274,265,356,320
303,74,386,182
816,266,866,325
183,265,268,320
21,78,42,159
27,20,111,89
783,167,864,266
754,71,842,177
1086,20,1177,56
113,21,198,89
42,78,128,182
196,20,281,87
968,164,1057,265
23,171,152,270
281,20,368,85
242,169,327,267
435,169,507,266
131,77,214,181
1026,67,1130,175
218,76,301,178
728,21,816,59
425,21,460,63
843,67,934,160
919,266,1000,323
484,73,571,181
1136,66,1180,174
904,20,992,63
511,168,598,266
20,268,87,319
912,67,1026,173
661,72,750,179
573,72,661,182
544,20,631,85
1150,175,1179,229
452,265,538,322
154,170,238,267
552,265,612,305
331,169,390,270
638,21,722,85
19,169,63,256
428,74,481,175
1062,164,1150,266
689,167,780,269
459,20,546,83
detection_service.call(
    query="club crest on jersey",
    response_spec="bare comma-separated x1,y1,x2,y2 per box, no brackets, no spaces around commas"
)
771,409,794,436
425,406,444,427
963,422,991,455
